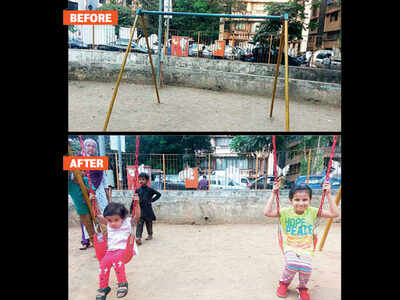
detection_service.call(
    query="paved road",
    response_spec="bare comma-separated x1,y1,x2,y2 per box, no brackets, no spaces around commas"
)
68,81,341,132
69,223,341,300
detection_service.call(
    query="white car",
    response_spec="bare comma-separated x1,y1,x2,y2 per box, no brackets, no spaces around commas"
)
310,50,333,68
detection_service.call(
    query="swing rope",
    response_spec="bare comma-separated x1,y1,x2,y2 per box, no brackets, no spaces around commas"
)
130,136,140,216
317,135,338,217
272,135,280,216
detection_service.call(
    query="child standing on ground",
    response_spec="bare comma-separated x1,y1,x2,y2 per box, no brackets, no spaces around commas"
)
135,172,161,245
95,200,140,300
264,180,340,300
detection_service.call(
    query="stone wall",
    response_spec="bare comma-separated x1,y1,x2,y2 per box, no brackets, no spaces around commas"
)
68,190,341,226
68,49,341,106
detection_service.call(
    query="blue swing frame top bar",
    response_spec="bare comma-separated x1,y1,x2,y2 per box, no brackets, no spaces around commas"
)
136,9,288,20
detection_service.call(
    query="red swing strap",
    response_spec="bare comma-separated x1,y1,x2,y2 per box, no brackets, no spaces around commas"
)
272,135,280,216
272,136,284,253
317,135,338,218
78,135,98,218
130,135,140,215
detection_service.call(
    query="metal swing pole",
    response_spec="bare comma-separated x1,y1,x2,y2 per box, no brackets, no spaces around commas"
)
318,185,341,251
140,14,161,104
269,21,285,119
103,14,139,132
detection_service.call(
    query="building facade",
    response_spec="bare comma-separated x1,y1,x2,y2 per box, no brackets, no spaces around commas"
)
307,0,341,55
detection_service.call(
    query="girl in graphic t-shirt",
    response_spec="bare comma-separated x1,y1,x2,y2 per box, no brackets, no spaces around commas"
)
264,180,340,300
95,200,141,300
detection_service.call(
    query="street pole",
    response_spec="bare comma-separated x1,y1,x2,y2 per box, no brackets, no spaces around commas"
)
117,136,123,188
156,0,163,87
97,135,106,156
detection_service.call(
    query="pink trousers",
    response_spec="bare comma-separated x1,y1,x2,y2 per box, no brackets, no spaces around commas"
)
99,249,127,289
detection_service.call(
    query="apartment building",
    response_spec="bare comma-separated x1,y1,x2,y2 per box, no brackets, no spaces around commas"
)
218,0,287,50
307,0,341,55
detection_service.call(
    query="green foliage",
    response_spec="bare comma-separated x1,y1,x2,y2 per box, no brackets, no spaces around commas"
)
252,0,319,46
96,3,134,36
170,0,245,39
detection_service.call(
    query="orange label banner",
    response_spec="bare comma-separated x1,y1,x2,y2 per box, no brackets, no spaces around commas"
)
213,40,225,57
63,10,118,25
63,156,109,170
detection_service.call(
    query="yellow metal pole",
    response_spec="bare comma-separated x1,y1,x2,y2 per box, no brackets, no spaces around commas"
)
269,24,284,118
103,14,139,131
268,35,272,64
284,19,290,132
306,149,312,184
67,144,101,232
318,185,341,251
141,15,161,104
162,154,166,190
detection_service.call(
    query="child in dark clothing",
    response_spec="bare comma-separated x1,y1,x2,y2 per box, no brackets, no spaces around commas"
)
135,173,161,245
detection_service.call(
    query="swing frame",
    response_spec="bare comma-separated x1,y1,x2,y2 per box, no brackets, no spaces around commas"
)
103,10,291,132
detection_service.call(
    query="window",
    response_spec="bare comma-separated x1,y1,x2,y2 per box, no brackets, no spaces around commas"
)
330,11,339,22
235,23,246,31
215,137,232,147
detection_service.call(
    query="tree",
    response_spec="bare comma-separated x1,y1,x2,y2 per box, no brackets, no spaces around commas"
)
252,0,320,47
97,3,135,37
169,0,245,41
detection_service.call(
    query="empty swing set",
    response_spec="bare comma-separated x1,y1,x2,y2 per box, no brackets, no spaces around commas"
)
103,9,292,132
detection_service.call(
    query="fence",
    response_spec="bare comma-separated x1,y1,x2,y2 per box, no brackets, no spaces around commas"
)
73,147,341,192
67,25,316,67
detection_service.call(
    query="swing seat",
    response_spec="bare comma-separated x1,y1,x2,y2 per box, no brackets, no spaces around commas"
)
93,233,136,264
93,232,107,262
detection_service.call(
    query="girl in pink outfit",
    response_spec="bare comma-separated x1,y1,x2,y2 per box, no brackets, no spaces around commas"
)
95,201,140,300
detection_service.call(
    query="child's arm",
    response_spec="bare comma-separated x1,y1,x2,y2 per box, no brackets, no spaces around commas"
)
150,188,161,202
130,194,141,225
96,213,108,225
319,181,340,218
264,181,280,217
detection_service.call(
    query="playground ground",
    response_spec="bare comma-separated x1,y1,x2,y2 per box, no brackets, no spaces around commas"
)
69,223,341,300
68,81,341,132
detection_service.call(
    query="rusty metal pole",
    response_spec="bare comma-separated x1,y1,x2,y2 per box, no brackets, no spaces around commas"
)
140,14,161,104
103,14,139,131
269,23,284,118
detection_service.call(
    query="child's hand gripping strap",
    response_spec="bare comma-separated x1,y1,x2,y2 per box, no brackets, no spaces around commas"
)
317,135,338,217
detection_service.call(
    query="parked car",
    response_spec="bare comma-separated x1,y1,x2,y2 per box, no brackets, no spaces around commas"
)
208,175,248,190
98,39,152,54
223,46,246,60
309,50,333,68
69,38,90,49
295,174,341,189
188,44,203,57
151,174,186,190
202,45,214,58
248,176,275,190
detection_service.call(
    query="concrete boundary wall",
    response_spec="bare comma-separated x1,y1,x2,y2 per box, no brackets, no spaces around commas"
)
68,190,341,227
68,49,341,106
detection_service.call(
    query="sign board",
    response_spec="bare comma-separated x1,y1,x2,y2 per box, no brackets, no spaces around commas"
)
179,167,199,189
171,36,189,57
213,40,225,57
126,164,151,190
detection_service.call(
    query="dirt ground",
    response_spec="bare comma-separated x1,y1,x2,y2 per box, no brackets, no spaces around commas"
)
69,223,341,300
68,81,341,132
